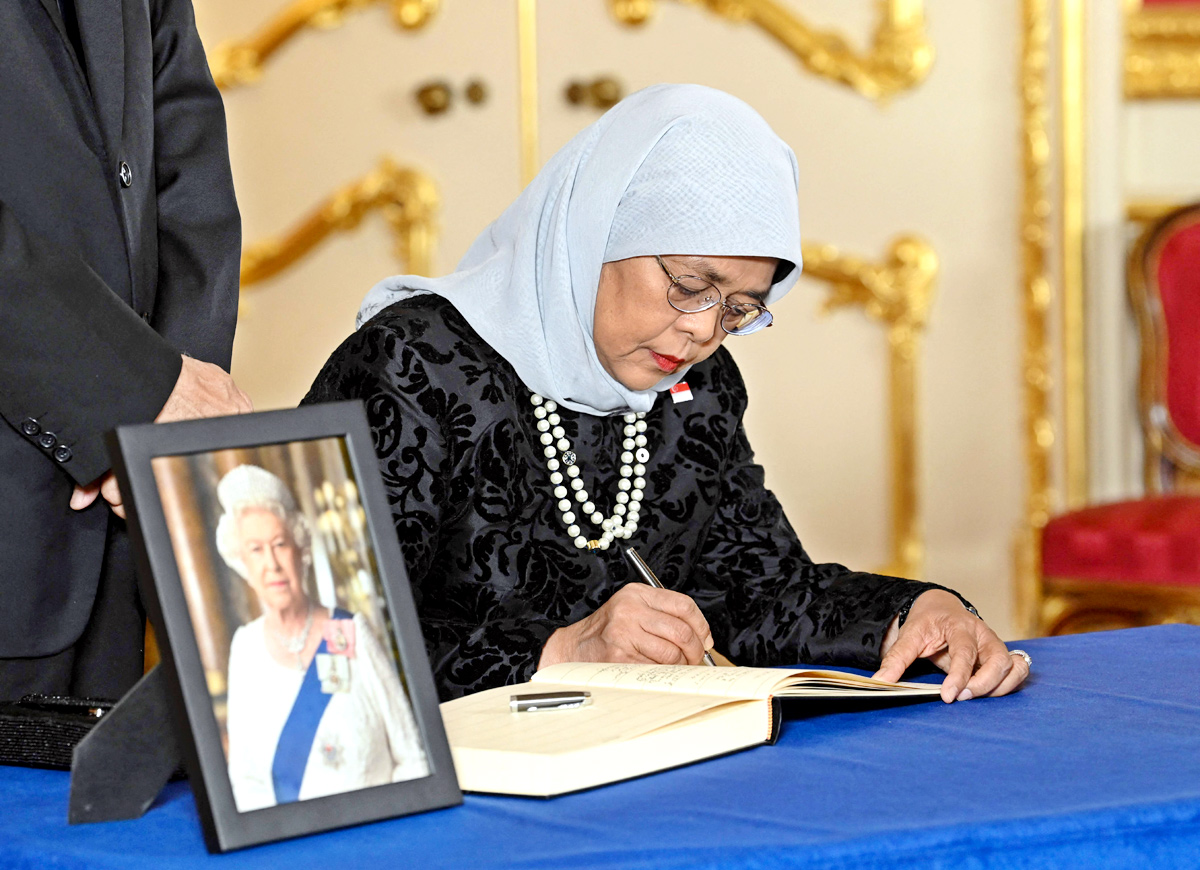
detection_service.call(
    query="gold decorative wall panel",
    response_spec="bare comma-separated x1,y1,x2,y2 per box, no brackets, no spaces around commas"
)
801,236,938,580
610,0,933,102
1015,0,1055,636
1125,0,1200,98
240,157,439,288
209,0,439,89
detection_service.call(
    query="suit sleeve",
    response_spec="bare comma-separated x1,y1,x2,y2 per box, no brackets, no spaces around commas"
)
147,0,240,369
0,200,182,485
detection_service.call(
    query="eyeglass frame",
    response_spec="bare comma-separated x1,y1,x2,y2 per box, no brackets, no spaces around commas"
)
653,255,774,336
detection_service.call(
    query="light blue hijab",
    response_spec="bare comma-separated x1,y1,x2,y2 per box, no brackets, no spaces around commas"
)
357,83,803,416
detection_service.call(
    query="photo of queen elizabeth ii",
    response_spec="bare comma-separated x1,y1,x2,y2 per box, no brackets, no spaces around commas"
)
151,439,430,814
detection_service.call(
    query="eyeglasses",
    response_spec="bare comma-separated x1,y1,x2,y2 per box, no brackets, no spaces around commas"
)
655,256,774,336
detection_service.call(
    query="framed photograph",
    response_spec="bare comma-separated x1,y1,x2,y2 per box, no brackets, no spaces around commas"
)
108,402,461,852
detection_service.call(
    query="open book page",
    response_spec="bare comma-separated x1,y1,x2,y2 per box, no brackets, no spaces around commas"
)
534,662,941,700
440,681,747,755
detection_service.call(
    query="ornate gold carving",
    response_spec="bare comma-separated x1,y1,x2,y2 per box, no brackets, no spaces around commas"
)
1015,0,1056,637
1125,0,1200,98
240,157,439,288
801,236,938,580
1040,577,1200,635
609,0,934,102
209,0,439,90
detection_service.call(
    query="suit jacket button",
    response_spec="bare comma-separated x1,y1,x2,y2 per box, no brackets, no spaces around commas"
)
118,161,133,188
38,432,57,450
54,445,73,463
21,418,41,437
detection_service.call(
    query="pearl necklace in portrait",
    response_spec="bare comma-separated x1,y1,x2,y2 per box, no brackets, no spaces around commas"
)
530,394,649,551
269,598,314,669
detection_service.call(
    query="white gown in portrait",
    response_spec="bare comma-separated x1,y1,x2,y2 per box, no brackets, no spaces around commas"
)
225,612,430,812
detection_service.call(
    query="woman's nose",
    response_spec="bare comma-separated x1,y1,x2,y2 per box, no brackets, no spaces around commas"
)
675,305,722,343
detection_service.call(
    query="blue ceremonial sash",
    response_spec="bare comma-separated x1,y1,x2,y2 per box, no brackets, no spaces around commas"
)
271,607,352,804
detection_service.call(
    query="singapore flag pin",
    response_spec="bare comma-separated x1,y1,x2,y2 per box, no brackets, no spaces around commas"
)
669,382,693,404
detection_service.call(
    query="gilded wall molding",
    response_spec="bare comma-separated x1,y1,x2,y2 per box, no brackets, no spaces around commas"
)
240,157,439,288
610,0,934,102
1015,0,1055,636
801,236,938,580
209,0,439,90
1125,0,1200,98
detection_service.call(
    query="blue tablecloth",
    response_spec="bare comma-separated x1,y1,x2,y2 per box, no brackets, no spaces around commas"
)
3,625,1200,869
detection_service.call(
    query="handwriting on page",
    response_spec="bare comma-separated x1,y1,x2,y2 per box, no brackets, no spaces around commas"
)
544,663,786,698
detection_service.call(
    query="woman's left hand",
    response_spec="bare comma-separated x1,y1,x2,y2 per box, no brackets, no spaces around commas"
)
872,590,1029,703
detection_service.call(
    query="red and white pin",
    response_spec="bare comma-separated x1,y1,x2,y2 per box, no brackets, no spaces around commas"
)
669,382,693,404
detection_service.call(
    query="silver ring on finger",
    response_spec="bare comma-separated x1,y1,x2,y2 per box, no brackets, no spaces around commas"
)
1008,649,1032,669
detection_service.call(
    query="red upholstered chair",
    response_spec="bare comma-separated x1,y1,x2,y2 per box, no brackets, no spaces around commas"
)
1038,203,1200,635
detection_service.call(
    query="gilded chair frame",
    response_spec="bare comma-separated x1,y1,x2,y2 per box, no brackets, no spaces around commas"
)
1127,203,1200,494
1125,0,1200,98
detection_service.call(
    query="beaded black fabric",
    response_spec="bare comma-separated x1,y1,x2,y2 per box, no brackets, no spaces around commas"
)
305,295,944,701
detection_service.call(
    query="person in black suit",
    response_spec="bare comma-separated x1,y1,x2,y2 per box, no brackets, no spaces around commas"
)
0,0,252,700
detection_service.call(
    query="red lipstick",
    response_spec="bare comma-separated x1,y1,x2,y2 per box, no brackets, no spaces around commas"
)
650,351,684,373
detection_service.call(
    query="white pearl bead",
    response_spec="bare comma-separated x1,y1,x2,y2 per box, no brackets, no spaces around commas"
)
623,412,637,423
543,446,556,458
575,490,588,503
550,472,563,485
566,465,580,478
551,426,564,439
554,485,567,499
544,400,557,412
627,509,640,523
570,477,584,491
531,394,543,406
631,489,643,502
616,491,629,504
619,466,632,478
558,499,571,512
635,434,648,447
548,413,560,425
614,503,627,516
567,524,580,537
582,501,595,514
535,406,547,419
623,425,637,437
602,518,614,531
556,438,570,452
623,438,635,450
547,458,560,471
540,432,553,446
634,477,645,489
591,512,604,524
563,511,575,524
537,419,550,432
635,448,649,463
574,536,588,548
618,478,631,491
620,451,634,464
635,420,647,433
624,523,637,535
634,463,645,476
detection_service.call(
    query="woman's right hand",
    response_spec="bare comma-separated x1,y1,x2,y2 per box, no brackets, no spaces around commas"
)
538,583,714,668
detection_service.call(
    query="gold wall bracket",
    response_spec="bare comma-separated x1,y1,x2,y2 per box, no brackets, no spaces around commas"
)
610,0,934,102
240,156,439,289
801,235,938,579
209,0,439,90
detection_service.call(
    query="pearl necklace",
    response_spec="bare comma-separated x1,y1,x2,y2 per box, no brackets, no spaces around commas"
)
530,394,649,550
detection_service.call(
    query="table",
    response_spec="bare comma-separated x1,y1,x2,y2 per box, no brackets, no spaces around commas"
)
3,625,1200,869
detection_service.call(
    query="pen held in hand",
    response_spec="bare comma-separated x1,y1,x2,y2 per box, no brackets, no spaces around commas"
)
623,546,717,667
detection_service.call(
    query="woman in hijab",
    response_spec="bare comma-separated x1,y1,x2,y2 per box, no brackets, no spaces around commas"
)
305,84,1029,703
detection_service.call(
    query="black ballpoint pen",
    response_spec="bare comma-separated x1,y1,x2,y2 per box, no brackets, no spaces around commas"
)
623,546,717,667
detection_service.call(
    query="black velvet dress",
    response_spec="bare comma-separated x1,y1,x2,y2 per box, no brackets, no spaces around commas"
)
304,295,945,701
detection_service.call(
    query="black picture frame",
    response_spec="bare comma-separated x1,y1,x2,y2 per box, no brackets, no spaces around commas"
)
107,402,461,852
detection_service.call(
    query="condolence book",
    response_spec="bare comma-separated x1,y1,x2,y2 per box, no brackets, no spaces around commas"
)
440,662,941,796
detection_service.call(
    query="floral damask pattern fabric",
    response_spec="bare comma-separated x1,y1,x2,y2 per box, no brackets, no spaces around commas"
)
305,295,943,701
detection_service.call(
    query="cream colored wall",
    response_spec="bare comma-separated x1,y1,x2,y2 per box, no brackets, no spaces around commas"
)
195,0,1025,639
